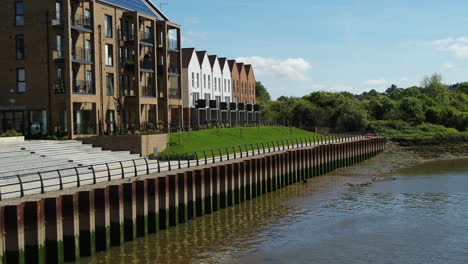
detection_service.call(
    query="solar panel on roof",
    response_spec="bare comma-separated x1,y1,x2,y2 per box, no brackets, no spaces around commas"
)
100,0,163,19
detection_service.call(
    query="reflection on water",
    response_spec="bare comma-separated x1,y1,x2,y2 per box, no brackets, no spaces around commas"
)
83,159,468,264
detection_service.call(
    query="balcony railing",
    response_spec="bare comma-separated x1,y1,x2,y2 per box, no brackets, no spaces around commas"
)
54,81,66,94
72,80,95,94
168,64,180,76
169,88,181,99
140,59,154,71
71,14,92,31
72,46,92,63
140,31,153,44
168,38,178,51
142,86,156,97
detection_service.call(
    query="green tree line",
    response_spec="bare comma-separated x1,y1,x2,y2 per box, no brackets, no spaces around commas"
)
255,74,468,138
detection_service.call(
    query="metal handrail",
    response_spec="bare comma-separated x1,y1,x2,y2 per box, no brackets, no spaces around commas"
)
0,133,379,201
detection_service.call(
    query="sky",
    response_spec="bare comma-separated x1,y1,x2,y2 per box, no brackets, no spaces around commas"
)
154,0,468,99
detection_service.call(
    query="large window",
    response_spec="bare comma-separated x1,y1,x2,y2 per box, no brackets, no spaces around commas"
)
208,76,211,89
192,92,199,107
15,1,24,26
191,72,195,88
104,15,112,38
204,93,211,105
17,68,26,93
196,73,200,88
16,35,24,60
56,35,63,58
86,71,93,93
203,74,206,89
214,77,217,91
84,9,91,27
55,1,62,24
106,73,114,96
105,44,113,66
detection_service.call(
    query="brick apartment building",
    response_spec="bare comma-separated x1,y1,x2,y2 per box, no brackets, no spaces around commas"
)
0,0,183,138
182,48,259,124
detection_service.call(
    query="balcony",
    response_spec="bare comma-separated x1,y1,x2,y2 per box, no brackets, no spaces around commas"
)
72,80,95,95
196,99,206,108
140,59,154,72
238,103,245,111
72,47,93,64
220,102,228,110
168,38,178,51
71,14,92,32
169,88,181,99
168,64,180,76
139,31,154,46
254,104,260,111
247,104,253,111
229,102,237,110
142,86,156,97
54,81,66,94
209,100,218,109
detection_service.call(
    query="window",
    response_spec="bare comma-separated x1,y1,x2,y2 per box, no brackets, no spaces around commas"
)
105,44,113,66
85,71,93,93
85,40,92,61
208,76,211,89
191,72,195,88
118,19,122,40
104,15,112,37
196,73,200,88
192,92,199,107
56,35,63,58
106,73,114,96
224,79,227,92
55,1,62,24
17,68,26,93
225,96,231,103
15,1,24,26
214,77,217,91
204,93,211,105
84,9,91,28
203,74,206,89
215,96,221,105
57,68,64,82
145,27,151,40
16,35,24,60
219,79,221,92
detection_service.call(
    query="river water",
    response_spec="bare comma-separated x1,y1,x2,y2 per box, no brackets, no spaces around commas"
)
83,158,468,264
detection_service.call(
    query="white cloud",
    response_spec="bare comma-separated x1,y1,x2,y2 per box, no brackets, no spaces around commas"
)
444,63,456,69
400,77,409,82
235,56,312,81
428,37,468,57
185,16,200,24
364,79,387,85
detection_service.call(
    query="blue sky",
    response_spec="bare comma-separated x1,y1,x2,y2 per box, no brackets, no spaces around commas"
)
155,0,468,99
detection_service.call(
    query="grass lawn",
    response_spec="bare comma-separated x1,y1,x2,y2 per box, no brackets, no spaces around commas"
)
162,126,322,155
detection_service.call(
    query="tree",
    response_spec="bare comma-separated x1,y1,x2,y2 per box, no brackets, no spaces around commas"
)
399,97,425,125
421,73,442,88
255,81,271,102
367,95,395,120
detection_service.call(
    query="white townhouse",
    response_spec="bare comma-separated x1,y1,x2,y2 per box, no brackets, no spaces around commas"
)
208,55,223,106
219,58,232,104
196,51,213,105
181,48,201,108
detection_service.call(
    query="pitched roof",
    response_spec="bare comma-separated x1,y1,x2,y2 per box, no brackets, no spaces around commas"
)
245,65,251,73
237,63,245,74
98,0,169,21
218,58,227,71
196,51,207,65
208,55,218,68
182,48,195,68
228,60,237,72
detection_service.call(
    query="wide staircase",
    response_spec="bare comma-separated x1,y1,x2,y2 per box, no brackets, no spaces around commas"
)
0,140,140,178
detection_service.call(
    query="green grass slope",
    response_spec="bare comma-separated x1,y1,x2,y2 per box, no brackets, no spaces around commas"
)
163,126,321,155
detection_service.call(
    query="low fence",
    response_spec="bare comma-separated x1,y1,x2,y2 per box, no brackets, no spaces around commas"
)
0,134,374,200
